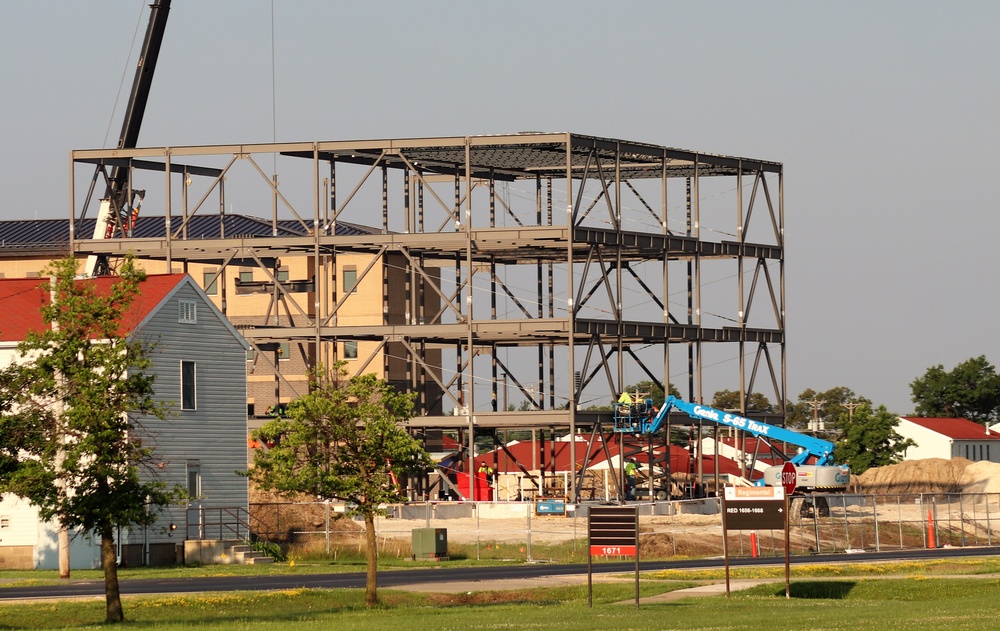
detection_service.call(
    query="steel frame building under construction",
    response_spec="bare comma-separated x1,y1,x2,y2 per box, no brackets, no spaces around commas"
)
69,132,785,501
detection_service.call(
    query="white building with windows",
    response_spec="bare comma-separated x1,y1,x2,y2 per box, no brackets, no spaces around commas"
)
897,416,1000,463
0,273,249,569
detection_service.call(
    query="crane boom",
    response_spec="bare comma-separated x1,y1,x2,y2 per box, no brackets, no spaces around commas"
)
87,0,171,277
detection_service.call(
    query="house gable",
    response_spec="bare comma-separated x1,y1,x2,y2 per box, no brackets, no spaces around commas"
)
0,272,249,566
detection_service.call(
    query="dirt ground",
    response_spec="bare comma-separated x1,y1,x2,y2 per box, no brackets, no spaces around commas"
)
247,459,1000,557
853,457,1000,494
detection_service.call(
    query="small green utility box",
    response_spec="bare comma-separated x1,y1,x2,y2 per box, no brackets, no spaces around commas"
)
411,528,448,559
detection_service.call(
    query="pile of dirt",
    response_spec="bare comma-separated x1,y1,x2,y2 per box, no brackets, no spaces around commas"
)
854,458,1000,495
959,460,1000,494
249,487,361,543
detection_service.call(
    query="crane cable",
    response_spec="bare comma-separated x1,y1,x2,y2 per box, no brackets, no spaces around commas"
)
102,2,147,148
271,0,278,174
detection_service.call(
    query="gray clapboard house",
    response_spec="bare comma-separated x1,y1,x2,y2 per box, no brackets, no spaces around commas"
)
0,273,249,568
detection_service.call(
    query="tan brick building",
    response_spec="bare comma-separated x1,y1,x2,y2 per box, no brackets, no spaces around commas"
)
0,215,442,423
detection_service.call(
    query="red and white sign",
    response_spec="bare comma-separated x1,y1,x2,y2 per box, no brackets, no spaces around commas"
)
781,462,797,495
589,545,637,557
724,486,785,501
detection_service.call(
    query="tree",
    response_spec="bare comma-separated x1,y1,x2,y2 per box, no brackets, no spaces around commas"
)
786,387,871,431
834,403,915,474
581,380,679,412
710,389,776,414
0,257,174,624
248,367,432,607
910,355,1000,425
623,379,680,404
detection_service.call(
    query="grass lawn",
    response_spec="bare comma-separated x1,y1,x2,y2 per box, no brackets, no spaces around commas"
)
1,559,1000,630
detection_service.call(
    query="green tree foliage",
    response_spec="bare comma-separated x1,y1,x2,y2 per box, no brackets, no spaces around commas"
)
910,355,1000,425
834,403,915,474
583,380,681,411
624,379,680,404
0,256,173,624
248,367,432,607
710,389,776,414
786,386,872,430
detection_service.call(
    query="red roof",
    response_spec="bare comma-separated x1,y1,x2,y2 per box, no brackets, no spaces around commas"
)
0,274,187,342
900,417,1000,441
471,436,756,478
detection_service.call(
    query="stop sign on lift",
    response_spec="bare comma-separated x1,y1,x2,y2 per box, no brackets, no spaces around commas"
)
781,462,797,494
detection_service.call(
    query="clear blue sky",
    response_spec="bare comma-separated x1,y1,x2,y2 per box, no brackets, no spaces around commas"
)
2,1,998,414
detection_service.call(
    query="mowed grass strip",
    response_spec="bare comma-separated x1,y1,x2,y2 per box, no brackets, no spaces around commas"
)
1,578,1000,630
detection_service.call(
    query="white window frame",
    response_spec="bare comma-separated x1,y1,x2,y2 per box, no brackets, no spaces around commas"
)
186,460,202,499
181,360,197,411
179,300,198,324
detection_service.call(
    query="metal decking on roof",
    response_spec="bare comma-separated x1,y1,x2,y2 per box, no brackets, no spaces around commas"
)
278,132,780,181
0,214,376,252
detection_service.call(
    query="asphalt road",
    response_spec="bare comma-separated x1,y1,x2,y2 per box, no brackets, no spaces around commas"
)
1,546,997,602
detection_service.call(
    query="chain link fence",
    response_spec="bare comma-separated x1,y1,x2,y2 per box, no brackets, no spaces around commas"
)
243,492,1000,562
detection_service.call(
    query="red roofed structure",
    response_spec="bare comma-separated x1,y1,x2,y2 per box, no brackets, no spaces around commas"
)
897,416,1000,463
461,434,751,501
0,274,188,342
0,273,250,569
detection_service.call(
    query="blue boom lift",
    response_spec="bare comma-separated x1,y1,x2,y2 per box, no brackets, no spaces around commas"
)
613,395,850,491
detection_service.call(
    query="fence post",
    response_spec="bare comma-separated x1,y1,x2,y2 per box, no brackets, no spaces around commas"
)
965,494,973,546
987,493,993,546
841,495,850,551
325,500,331,556
920,494,927,548
573,503,578,558
526,503,533,562
927,495,938,549
872,495,880,553
812,501,821,553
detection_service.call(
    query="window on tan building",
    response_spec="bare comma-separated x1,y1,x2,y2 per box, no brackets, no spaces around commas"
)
203,271,219,295
344,340,358,360
343,266,358,294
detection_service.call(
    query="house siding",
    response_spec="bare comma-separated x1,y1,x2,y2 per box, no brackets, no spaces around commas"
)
128,282,249,546
0,275,249,568
953,440,1000,463
898,421,949,460
898,418,1000,464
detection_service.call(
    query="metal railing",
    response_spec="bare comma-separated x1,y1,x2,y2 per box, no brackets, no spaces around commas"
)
185,506,254,541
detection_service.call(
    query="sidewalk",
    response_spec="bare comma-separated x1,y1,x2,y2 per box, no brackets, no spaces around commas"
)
391,573,778,602
628,578,779,603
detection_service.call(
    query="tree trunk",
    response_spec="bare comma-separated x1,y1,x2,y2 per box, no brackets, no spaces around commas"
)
364,511,379,607
100,524,124,623
58,525,70,579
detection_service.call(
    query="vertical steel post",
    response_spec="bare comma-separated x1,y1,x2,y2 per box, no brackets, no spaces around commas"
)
566,134,577,502
164,150,172,270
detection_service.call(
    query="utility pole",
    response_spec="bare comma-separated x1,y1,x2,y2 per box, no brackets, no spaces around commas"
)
843,401,863,422
803,399,824,432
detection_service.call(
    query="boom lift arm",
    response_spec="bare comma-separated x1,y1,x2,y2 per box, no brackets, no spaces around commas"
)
634,395,836,466
614,395,849,490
